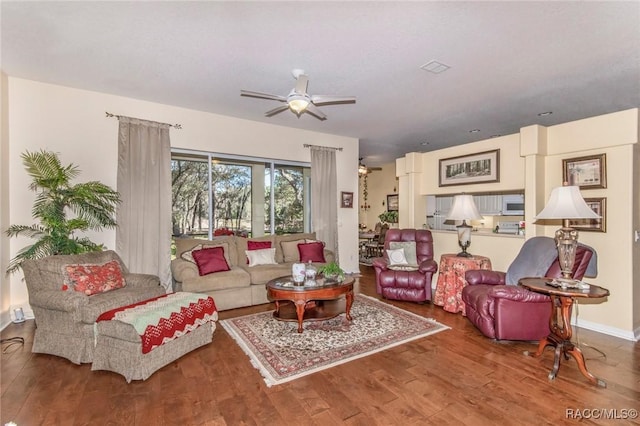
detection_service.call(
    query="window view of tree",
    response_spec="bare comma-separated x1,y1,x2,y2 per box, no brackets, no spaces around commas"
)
212,163,251,236
265,166,305,234
172,152,309,243
172,158,209,237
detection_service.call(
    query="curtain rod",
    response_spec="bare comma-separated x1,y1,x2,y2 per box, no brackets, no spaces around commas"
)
303,143,343,151
105,112,182,129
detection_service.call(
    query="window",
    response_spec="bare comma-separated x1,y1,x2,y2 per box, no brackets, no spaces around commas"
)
265,165,309,234
171,150,310,242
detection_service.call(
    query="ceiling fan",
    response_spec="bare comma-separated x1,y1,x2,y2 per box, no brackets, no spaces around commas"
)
240,69,355,121
358,158,382,176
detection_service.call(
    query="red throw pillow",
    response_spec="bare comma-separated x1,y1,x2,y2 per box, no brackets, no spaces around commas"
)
298,242,326,263
63,260,126,295
247,240,272,264
192,246,230,276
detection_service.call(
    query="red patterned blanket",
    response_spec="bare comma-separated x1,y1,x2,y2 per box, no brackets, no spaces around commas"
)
97,292,218,354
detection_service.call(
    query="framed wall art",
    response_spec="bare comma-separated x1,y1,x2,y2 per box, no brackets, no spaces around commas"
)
562,154,606,189
568,197,606,232
439,149,500,187
386,194,399,212
340,191,354,208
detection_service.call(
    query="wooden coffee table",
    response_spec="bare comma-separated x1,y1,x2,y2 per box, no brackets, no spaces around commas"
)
266,276,355,333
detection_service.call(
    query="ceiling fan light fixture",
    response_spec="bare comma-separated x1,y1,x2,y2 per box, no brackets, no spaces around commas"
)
358,164,368,175
288,97,309,114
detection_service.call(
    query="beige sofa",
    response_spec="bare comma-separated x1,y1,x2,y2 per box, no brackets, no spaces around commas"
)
171,232,335,311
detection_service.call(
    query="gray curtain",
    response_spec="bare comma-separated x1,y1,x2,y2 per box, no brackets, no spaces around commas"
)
310,146,338,259
116,117,172,290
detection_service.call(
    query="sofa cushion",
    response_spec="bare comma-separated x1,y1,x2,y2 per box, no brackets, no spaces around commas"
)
240,263,292,285
246,248,277,266
175,236,237,266
275,232,316,263
63,260,127,296
234,235,274,266
280,239,306,263
246,240,272,264
192,246,230,275
298,242,326,263
181,267,251,293
180,241,232,268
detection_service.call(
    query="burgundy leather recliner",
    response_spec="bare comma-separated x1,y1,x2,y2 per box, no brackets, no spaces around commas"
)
372,229,438,303
461,240,594,341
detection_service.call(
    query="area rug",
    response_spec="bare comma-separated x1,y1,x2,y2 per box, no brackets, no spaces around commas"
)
220,294,449,387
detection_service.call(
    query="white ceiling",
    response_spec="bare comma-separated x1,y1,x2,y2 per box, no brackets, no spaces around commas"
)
2,1,639,167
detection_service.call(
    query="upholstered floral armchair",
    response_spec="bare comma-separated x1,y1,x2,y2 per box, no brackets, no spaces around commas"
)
22,250,165,364
372,229,438,303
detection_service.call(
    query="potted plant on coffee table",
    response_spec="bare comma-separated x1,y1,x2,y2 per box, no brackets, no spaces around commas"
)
317,262,345,282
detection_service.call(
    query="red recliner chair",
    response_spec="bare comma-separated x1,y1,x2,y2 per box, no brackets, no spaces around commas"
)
461,236,595,341
372,229,438,303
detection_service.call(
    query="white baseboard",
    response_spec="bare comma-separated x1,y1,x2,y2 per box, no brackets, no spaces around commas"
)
572,317,638,342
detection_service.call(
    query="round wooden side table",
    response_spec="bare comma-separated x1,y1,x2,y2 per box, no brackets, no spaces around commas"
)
519,277,610,387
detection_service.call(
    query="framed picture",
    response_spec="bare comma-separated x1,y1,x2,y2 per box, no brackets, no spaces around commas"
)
340,191,354,208
439,149,500,187
568,197,606,232
562,154,606,189
387,194,399,212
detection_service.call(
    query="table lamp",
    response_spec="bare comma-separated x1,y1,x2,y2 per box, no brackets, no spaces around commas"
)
447,194,483,257
534,185,600,280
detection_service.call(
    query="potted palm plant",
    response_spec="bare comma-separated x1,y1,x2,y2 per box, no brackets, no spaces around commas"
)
6,150,121,274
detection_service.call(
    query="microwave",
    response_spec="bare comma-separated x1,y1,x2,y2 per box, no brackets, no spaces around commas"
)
502,194,524,216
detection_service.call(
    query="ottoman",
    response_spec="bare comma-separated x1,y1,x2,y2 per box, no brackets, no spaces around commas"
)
91,292,218,382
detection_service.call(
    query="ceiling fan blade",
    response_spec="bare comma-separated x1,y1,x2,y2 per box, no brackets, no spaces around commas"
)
311,95,356,105
305,103,327,120
265,105,290,117
295,74,309,94
241,90,287,102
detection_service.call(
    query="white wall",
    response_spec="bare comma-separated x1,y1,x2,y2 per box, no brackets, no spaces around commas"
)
3,77,360,324
543,109,639,337
358,161,397,230
1,73,11,326
398,108,639,340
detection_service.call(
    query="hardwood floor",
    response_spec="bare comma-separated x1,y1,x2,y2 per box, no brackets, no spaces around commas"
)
2,266,639,425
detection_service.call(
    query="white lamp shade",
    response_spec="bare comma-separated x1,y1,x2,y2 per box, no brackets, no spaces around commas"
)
535,186,600,220
288,97,309,113
447,194,483,221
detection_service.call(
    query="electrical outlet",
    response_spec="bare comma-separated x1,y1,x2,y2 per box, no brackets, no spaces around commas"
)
635,230,640,243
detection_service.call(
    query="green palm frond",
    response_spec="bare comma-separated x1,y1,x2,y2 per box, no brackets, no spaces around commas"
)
6,237,57,274
6,150,120,274
6,224,48,239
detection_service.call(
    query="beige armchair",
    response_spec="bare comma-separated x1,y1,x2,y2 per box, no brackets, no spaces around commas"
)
22,250,165,364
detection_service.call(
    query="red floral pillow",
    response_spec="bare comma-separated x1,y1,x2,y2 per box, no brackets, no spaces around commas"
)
246,240,272,264
63,260,126,295
192,246,230,276
298,242,326,263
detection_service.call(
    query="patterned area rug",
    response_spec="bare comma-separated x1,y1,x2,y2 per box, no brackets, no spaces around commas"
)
220,294,449,387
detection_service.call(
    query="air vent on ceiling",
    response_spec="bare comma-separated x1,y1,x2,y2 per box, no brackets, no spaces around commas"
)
420,60,450,74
